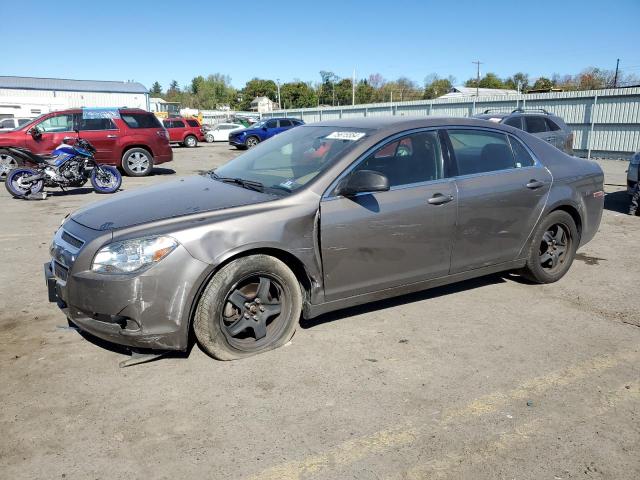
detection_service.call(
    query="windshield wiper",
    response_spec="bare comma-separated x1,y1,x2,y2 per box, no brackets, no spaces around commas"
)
210,172,264,192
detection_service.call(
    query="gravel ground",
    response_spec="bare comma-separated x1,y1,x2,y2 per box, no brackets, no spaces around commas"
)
1,143,638,480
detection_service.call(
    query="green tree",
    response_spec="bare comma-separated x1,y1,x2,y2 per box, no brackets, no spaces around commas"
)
318,71,339,105
531,76,554,91
465,72,506,89
423,74,453,99
165,80,181,102
355,80,374,104
280,81,317,108
189,74,236,109
334,78,354,105
504,72,529,91
150,81,163,97
239,78,277,110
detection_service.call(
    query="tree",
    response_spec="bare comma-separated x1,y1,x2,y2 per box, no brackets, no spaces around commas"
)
423,74,453,99
531,76,554,91
504,72,529,92
150,81,162,97
465,72,506,89
355,80,374,104
577,67,611,90
318,71,339,105
165,80,181,102
334,78,354,106
280,81,317,109
238,78,277,110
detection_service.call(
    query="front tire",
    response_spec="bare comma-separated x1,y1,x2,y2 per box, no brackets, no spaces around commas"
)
521,210,579,283
245,136,259,149
194,255,302,360
205,134,214,143
121,148,153,177
184,135,198,148
91,166,122,193
0,149,22,182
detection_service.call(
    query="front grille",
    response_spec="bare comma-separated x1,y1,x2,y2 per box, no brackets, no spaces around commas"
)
53,261,69,281
62,230,84,249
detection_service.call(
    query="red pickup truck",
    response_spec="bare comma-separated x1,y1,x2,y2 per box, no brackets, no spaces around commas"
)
0,108,172,178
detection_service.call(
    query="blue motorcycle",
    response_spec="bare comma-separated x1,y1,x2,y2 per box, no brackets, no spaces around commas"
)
4,133,121,199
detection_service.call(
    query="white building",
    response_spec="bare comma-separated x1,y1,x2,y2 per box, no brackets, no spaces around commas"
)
440,86,519,98
0,76,149,119
250,96,277,113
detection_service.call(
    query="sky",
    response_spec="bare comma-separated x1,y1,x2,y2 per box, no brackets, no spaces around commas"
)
2,0,640,90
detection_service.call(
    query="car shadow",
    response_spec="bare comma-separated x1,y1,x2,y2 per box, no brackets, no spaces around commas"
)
150,167,176,176
300,273,510,329
604,190,631,214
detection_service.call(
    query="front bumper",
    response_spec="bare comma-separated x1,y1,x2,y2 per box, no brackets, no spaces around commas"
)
228,137,245,147
46,227,210,351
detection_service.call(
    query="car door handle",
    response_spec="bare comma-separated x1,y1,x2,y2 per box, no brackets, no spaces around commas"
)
428,193,454,205
525,180,545,189
106,134,118,138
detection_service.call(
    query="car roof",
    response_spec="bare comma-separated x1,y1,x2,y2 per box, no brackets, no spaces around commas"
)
306,116,518,133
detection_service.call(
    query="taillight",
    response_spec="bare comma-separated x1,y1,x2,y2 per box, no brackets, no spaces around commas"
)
565,133,574,154
157,130,169,140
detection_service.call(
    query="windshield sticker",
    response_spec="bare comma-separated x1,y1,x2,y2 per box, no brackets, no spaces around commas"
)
325,131,366,141
279,179,297,190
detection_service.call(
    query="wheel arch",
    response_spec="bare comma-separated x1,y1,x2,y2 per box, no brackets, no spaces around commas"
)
185,247,314,334
548,203,583,239
121,144,154,164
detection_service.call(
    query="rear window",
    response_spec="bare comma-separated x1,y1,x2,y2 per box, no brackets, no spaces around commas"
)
545,118,561,131
186,119,200,127
121,113,162,129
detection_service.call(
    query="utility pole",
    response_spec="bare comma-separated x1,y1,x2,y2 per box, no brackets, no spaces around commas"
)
276,79,281,109
352,68,356,106
613,59,620,88
472,60,483,97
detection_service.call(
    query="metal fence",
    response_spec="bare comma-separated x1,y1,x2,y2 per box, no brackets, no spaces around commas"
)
262,87,640,159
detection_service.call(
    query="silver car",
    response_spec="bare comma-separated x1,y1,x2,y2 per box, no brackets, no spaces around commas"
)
45,117,604,360
474,108,574,155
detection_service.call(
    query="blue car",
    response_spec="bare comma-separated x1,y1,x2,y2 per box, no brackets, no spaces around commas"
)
228,117,304,149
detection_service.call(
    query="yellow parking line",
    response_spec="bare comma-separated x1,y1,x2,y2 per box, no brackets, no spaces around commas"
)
247,350,639,480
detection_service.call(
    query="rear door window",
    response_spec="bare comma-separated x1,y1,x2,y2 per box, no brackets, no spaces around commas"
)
508,137,536,168
265,119,278,129
77,117,117,130
279,119,293,128
186,119,200,127
447,129,518,175
121,113,162,129
524,116,549,133
172,120,185,128
503,116,523,129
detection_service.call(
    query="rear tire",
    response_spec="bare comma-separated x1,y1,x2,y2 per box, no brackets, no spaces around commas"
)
521,210,579,283
0,149,23,182
5,168,43,198
194,255,302,361
121,148,153,177
184,135,197,148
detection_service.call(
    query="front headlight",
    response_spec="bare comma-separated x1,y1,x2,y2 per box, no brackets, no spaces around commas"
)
91,235,178,273
631,152,640,166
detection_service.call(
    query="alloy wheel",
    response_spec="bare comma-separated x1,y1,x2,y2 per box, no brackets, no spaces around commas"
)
246,137,258,148
127,152,150,174
539,223,571,272
220,274,286,351
0,153,18,180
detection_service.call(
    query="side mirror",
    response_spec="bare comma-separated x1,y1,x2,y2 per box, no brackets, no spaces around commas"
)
337,170,390,197
28,125,43,139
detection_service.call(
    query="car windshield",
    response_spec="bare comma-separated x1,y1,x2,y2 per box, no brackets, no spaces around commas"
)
212,125,371,195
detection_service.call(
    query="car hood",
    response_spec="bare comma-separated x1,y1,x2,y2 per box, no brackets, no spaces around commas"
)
71,174,276,231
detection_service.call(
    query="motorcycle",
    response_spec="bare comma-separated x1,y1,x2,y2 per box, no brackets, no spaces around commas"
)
4,130,122,199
